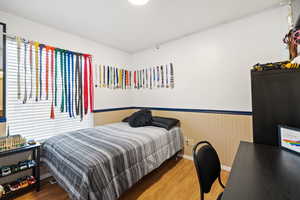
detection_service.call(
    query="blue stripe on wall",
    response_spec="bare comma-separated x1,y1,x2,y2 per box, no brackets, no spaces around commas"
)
93,107,252,116
92,107,135,113
0,117,7,123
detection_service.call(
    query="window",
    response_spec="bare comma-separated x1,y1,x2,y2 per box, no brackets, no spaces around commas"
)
6,38,93,141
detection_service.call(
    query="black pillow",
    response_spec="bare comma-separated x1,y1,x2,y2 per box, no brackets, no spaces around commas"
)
151,116,180,130
122,116,130,122
128,109,153,128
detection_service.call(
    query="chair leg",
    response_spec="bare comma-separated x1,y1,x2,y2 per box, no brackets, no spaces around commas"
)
218,176,225,189
200,192,204,200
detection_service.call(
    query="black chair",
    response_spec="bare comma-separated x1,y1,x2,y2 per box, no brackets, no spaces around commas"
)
193,141,225,200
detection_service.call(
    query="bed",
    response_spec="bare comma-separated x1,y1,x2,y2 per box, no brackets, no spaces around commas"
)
42,122,183,200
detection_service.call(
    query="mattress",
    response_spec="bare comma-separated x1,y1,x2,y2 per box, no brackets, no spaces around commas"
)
42,122,183,200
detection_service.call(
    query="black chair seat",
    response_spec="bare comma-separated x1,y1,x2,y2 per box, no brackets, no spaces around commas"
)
217,192,223,200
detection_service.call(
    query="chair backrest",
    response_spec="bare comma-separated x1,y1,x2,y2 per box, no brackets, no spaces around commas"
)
193,141,222,195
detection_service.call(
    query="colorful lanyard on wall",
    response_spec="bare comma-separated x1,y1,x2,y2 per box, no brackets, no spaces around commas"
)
150,69,152,89
83,54,89,114
88,56,94,112
50,47,55,119
79,55,83,120
64,51,68,112
54,49,58,107
45,46,51,100
60,50,65,112
156,66,160,88
75,54,83,120
29,42,33,99
166,64,169,88
75,54,80,117
39,44,45,100
153,67,155,88
161,65,164,88
34,41,39,102
71,53,75,117
103,65,106,88
67,52,72,117
23,40,28,104
16,37,21,100
170,63,174,89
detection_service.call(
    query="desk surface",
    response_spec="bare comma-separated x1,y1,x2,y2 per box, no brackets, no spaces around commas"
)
222,141,300,200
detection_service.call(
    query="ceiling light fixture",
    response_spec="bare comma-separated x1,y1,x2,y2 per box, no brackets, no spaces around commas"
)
128,0,150,6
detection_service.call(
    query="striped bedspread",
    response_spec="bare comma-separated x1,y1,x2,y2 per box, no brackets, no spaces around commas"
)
42,122,183,200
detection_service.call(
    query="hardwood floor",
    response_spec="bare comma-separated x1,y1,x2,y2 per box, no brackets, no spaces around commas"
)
15,158,229,200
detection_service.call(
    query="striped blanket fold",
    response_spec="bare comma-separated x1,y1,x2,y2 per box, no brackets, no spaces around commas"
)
42,122,183,200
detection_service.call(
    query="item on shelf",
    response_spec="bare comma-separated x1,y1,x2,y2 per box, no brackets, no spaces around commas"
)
0,184,4,198
0,135,27,152
9,181,20,192
27,160,36,168
27,139,36,145
18,161,28,170
291,55,300,64
3,184,11,195
18,177,29,189
10,164,19,173
26,176,36,185
1,167,11,176
252,61,291,71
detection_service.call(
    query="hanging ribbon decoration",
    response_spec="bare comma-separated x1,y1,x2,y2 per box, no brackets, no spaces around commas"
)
64,51,68,112
16,37,21,100
23,40,28,104
54,49,58,107
29,41,33,99
39,44,45,100
75,54,80,116
50,47,55,119
71,53,75,117
67,52,71,117
89,56,94,112
170,63,174,89
13,38,95,120
150,68,152,89
161,65,164,88
45,46,52,100
83,54,89,115
34,41,39,102
75,54,83,120
45,46,49,100
166,64,169,88
59,50,65,112
156,66,160,88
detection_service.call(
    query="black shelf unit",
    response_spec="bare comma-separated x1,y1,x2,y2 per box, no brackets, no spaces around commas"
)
0,165,37,179
251,69,300,146
0,144,40,199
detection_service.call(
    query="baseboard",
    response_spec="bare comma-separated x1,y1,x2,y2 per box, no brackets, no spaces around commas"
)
178,154,231,172
40,172,51,180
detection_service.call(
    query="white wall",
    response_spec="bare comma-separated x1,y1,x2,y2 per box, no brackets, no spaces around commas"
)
293,0,300,23
0,11,133,110
0,6,291,111
131,6,289,112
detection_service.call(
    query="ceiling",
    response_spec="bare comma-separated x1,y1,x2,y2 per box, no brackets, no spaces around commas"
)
0,0,282,53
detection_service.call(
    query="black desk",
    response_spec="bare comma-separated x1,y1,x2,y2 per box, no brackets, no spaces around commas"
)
222,141,300,200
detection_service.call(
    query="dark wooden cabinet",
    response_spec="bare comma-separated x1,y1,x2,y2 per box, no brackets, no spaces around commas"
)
251,69,300,146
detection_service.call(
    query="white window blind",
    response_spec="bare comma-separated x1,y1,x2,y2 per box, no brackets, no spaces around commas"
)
6,38,93,142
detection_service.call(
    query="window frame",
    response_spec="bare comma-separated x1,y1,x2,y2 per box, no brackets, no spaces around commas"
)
0,22,6,122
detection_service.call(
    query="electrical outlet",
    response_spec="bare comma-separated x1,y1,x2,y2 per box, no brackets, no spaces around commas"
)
188,138,194,146
184,136,189,146
184,137,194,146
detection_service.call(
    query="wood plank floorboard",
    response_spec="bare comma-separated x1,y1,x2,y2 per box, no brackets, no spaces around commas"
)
15,158,229,200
